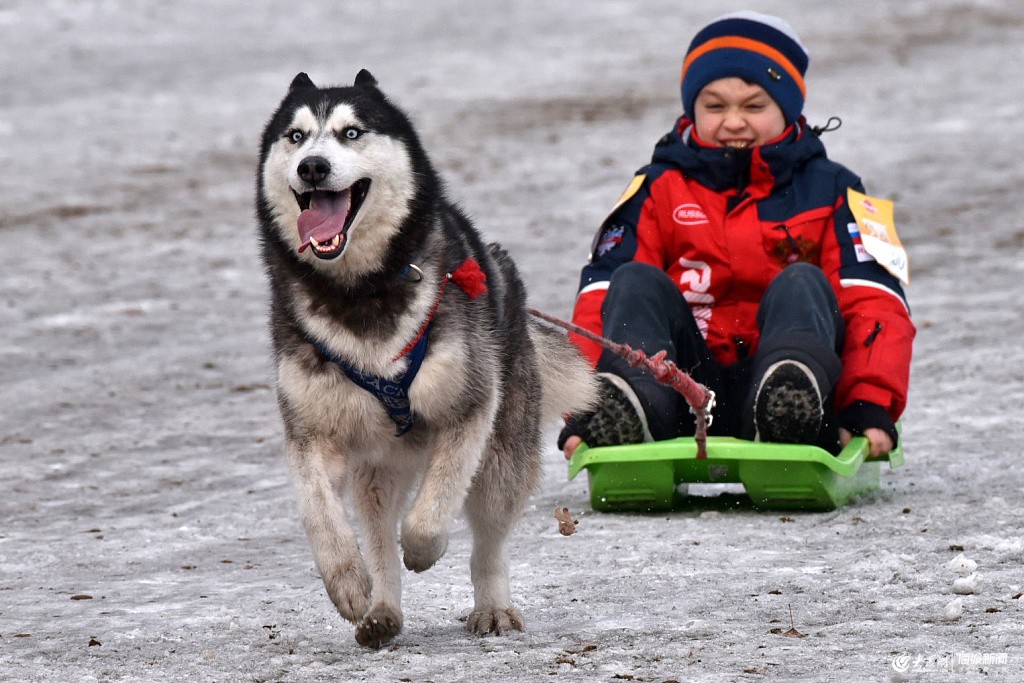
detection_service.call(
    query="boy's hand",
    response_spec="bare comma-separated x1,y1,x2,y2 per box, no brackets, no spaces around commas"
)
838,401,897,458
562,435,583,460
839,427,893,458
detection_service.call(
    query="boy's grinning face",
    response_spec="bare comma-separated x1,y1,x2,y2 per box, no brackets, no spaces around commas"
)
693,77,787,149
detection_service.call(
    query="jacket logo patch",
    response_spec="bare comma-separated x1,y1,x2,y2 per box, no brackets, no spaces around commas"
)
672,203,708,226
595,225,625,257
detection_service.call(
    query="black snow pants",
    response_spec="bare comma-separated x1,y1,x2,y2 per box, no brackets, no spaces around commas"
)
596,261,845,450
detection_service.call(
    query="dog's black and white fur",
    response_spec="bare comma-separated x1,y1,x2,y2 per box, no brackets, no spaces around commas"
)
256,70,595,648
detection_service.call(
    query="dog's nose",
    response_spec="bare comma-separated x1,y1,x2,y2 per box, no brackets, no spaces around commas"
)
297,156,331,185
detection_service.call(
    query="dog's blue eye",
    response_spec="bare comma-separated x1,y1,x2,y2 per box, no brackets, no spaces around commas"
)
288,130,304,143
343,127,361,140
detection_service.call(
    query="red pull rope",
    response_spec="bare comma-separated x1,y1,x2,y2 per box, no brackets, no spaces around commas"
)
528,308,715,458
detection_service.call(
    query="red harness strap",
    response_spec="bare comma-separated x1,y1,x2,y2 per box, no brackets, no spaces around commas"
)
392,258,488,362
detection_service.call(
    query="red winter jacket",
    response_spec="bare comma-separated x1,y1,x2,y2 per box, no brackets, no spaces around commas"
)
571,118,915,422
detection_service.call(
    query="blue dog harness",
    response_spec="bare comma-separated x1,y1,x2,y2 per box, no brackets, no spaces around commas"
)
307,258,487,437
308,332,429,436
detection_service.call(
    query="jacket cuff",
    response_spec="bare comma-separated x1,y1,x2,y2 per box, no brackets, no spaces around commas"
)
839,401,898,448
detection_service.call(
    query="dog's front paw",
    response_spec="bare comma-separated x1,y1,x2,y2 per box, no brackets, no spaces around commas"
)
467,607,525,636
400,522,449,573
354,603,404,649
323,561,372,624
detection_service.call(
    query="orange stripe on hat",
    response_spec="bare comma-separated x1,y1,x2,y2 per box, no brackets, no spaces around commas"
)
681,36,806,98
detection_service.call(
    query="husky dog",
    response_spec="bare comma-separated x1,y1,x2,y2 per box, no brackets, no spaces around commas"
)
256,70,595,649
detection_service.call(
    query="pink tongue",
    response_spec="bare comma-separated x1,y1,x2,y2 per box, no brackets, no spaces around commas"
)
297,191,351,252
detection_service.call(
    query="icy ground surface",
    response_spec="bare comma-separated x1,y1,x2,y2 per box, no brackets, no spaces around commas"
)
2,1,1023,681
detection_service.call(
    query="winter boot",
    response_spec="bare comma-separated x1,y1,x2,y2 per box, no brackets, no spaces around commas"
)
558,373,651,449
753,360,823,444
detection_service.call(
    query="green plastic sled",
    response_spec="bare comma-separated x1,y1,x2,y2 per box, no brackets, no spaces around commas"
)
568,433,903,512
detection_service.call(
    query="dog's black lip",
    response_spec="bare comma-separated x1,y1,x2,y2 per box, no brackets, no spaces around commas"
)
348,178,371,227
311,238,344,260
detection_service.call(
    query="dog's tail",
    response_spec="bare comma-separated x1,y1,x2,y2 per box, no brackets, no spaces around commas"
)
528,318,599,422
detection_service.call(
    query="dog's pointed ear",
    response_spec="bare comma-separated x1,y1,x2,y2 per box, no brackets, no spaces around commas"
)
290,72,316,92
354,69,378,87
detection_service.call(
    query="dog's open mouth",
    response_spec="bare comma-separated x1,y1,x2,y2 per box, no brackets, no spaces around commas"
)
294,179,371,259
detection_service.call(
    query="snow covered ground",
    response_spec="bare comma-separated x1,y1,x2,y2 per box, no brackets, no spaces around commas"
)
2,1,1023,681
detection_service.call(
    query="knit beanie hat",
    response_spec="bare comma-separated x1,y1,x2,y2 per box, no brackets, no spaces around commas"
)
681,11,809,125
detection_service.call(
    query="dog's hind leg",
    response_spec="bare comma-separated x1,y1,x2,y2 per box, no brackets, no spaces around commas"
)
462,438,541,636
287,440,372,627
349,462,416,649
